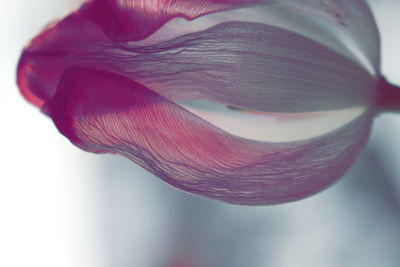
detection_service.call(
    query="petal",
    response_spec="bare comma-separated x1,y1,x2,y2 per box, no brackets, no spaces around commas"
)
18,13,376,113
50,67,373,205
81,0,268,41
276,0,381,73
113,21,376,112
81,0,380,72
17,13,109,109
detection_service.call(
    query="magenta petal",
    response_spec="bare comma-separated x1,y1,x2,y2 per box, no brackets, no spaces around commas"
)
18,13,375,113
51,68,373,205
81,0,266,41
17,13,108,109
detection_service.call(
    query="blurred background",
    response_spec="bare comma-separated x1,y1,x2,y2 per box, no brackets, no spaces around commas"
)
1,1,400,266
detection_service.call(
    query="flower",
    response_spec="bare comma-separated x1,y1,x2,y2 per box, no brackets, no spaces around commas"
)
17,0,399,205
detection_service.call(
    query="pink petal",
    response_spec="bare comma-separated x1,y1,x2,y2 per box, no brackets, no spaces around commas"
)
50,67,373,205
81,0,267,41
18,13,376,113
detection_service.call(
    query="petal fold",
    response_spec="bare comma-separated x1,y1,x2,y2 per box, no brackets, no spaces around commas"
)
81,0,380,71
18,13,376,113
81,0,266,41
51,68,373,205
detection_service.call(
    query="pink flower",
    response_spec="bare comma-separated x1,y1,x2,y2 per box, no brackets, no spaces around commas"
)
17,0,399,205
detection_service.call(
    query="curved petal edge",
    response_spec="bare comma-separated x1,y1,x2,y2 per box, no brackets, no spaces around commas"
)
50,67,373,205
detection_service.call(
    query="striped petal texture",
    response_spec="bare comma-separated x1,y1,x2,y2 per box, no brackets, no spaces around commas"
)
18,0,381,204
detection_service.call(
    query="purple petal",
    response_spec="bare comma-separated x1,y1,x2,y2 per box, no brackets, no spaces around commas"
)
80,0,380,72
50,67,373,205
81,0,267,41
18,13,376,113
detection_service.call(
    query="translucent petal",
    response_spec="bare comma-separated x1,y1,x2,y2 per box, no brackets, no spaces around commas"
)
277,0,381,73
180,100,365,142
50,68,373,205
81,0,380,72
18,13,376,113
80,0,270,41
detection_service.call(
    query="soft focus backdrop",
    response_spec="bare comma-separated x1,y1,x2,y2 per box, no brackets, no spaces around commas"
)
1,1,400,267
